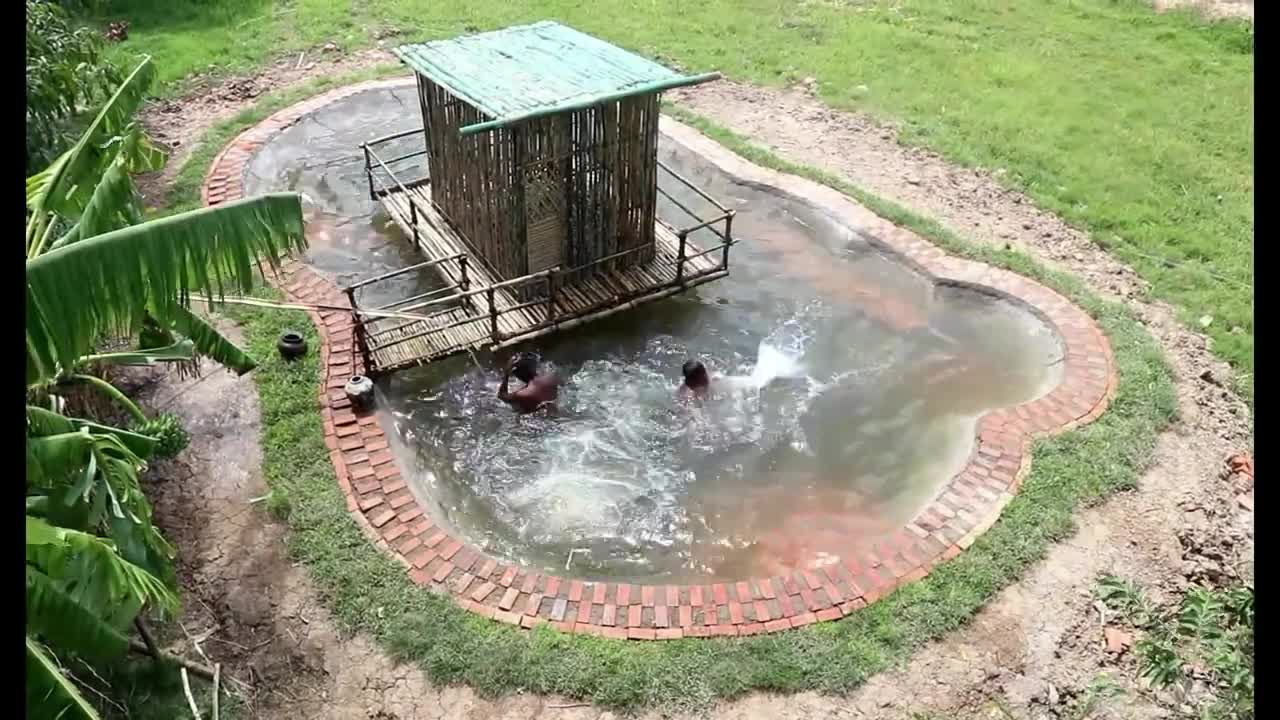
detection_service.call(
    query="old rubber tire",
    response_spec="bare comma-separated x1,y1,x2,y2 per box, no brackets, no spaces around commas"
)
278,331,307,361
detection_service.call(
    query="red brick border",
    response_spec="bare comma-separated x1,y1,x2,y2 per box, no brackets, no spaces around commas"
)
203,80,1118,639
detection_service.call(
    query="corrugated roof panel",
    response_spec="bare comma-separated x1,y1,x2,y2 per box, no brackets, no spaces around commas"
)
392,21,718,131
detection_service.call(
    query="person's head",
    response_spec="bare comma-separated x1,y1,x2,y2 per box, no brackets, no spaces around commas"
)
682,359,709,389
511,352,540,383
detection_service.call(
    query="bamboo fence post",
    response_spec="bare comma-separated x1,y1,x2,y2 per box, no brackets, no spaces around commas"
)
545,272,557,322
362,144,375,200
676,230,688,285
722,211,735,270
487,286,498,340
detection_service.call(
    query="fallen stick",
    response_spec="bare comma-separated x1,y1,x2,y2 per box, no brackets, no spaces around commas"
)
134,618,161,661
182,668,203,720
127,639,216,681
180,621,214,666
212,663,222,720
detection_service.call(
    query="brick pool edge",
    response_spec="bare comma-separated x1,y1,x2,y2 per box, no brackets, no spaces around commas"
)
203,79,1118,640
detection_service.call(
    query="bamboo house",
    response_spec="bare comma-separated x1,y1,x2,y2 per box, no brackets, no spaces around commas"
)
351,21,738,376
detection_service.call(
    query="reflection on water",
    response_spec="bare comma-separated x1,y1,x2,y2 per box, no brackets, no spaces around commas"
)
242,86,443,309
244,87,1064,582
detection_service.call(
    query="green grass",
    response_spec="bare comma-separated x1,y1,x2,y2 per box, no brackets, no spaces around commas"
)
187,79,1179,711
95,0,1253,403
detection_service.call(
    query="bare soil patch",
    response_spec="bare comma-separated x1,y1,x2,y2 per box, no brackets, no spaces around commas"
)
1153,0,1253,21
125,323,470,719
134,58,1251,719
135,45,394,208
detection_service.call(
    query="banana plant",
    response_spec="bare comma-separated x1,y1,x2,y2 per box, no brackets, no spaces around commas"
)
26,192,307,385
26,406,175,720
25,55,280,378
25,56,308,718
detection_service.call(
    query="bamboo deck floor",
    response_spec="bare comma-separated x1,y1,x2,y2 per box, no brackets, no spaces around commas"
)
359,182,724,375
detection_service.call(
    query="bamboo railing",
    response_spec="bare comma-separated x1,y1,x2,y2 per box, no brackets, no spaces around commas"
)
353,126,738,375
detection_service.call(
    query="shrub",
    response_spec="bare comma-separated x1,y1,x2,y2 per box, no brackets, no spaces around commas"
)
26,0,120,172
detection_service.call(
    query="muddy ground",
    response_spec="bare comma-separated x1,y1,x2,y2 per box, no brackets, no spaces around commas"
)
130,30,1252,720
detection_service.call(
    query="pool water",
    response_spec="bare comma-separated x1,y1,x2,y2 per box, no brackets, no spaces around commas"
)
245,87,1063,583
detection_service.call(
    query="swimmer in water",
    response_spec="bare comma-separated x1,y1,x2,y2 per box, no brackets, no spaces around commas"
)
498,351,560,414
678,359,711,400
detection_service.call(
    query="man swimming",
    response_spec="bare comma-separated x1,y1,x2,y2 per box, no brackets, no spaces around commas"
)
678,359,711,400
497,351,560,414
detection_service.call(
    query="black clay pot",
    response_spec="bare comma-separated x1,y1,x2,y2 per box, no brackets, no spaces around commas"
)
345,375,375,411
277,331,307,361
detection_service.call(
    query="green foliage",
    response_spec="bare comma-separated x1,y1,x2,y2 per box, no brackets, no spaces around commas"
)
26,193,306,385
131,413,190,458
27,57,165,260
27,637,102,720
25,0,121,173
265,487,292,520
1096,575,1254,719
167,305,261,374
1096,574,1161,628
24,57,307,719
26,566,130,661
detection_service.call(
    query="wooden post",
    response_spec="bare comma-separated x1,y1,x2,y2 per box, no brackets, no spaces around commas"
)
458,255,473,314
545,272,557,322
410,201,420,244
676,230,688,285
345,287,372,373
487,286,498,341
722,211,735,270
362,144,375,200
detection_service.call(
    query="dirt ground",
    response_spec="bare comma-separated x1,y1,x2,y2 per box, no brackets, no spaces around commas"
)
132,36,1252,720
1153,0,1253,21
135,46,394,208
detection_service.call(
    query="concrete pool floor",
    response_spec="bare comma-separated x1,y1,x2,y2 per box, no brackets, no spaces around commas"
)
203,78,1116,638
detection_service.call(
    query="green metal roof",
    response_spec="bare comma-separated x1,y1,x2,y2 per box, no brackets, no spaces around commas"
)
393,21,719,135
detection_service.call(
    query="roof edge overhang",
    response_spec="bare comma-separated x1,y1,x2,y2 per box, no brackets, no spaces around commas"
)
454,71,721,136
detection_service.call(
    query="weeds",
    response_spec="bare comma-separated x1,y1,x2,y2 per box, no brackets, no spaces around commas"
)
1095,575,1254,719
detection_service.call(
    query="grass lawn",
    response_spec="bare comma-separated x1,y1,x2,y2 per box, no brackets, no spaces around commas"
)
163,73,1178,712
93,0,1253,402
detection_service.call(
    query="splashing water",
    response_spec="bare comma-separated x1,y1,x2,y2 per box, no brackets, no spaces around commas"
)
748,341,806,389
381,272,1065,583
388,314,942,580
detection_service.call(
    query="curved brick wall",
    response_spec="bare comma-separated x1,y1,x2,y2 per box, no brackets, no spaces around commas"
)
203,80,1117,640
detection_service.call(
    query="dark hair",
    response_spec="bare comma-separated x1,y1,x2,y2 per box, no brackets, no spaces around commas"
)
511,352,539,383
682,359,709,387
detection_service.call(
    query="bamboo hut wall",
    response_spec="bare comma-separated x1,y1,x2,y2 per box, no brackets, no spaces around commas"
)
518,93,657,283
416,71,662,286
418,74,521,281
518,113,570,274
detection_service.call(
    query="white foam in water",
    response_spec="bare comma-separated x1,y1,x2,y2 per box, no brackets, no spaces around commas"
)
406,307,912,566
507,470,630,536
717,341,808,395
750,341,806,389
